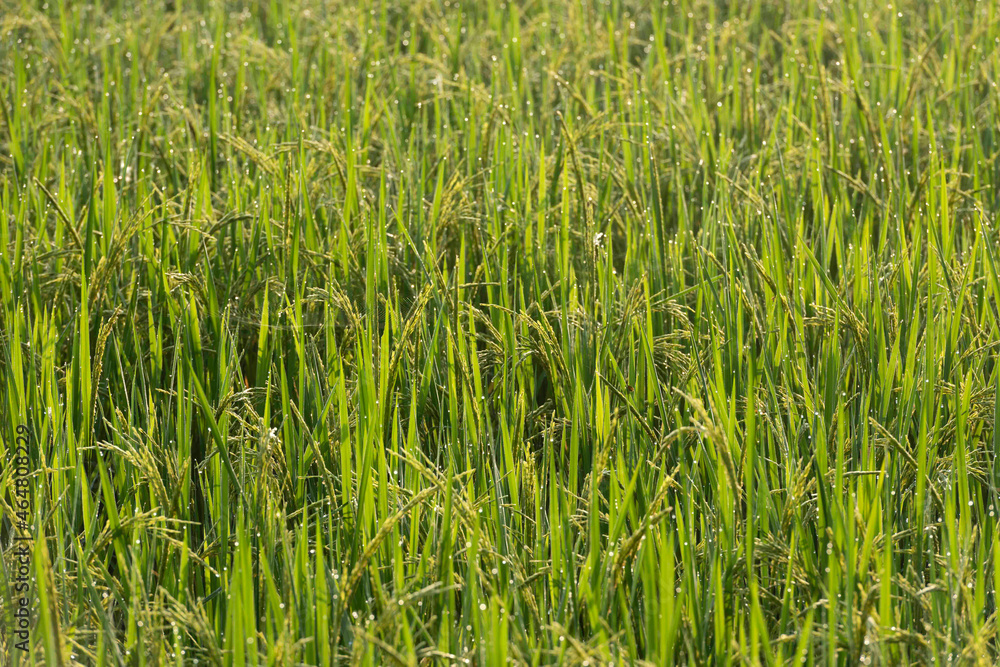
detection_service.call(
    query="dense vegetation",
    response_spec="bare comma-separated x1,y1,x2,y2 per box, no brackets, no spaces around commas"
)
3,0,1000,664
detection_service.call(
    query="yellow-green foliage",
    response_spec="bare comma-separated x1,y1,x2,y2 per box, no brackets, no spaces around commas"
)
2,0,1000,664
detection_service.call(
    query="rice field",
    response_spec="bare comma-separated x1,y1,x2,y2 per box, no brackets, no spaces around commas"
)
2,0,1000,664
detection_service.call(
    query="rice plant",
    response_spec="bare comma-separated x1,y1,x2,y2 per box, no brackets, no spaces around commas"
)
2,0,1000,664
